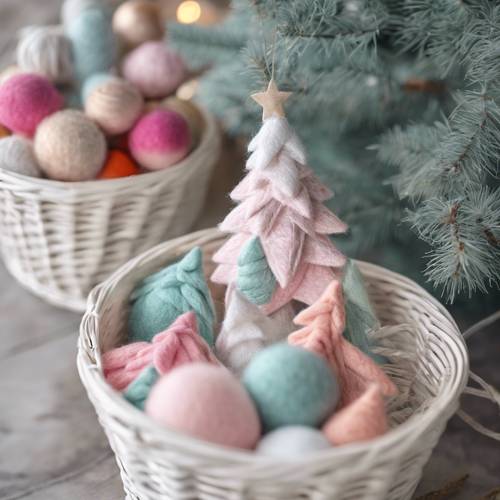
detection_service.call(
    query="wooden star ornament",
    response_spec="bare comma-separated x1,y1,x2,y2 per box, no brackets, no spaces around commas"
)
251,79,292,121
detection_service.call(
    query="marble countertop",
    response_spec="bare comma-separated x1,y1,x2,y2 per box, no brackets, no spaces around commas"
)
0,2,499,499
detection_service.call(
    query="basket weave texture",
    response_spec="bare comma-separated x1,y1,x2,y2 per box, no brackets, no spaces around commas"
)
78,228,469,500
0,109,220,311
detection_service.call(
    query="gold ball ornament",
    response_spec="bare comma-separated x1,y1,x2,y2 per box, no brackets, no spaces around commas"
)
112,0,164,49
162,97,205,149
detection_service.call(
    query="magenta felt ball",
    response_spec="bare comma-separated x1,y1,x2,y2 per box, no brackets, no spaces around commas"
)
122,41,186,98
0,73,63,137
145,363,261,449
129,109,190,170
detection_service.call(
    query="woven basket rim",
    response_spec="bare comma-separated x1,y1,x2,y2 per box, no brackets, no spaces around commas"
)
0,104,216,194
78,228,469,467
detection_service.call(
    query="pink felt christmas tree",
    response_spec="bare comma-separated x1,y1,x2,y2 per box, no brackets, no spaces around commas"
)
211,80,348,315
288,280,397,406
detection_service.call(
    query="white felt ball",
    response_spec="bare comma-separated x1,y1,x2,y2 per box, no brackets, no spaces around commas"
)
0,136,42,178
16,26,74,84
34,110,107,181
256,426,332,459
85,77,144,135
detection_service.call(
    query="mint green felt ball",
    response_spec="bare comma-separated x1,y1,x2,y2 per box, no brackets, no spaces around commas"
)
242,344,339,431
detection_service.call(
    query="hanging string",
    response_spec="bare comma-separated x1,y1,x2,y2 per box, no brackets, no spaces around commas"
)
463,309,500,340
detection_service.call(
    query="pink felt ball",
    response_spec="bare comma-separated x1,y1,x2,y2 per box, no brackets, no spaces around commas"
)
129,109,191,170
0,73,63,137
122,41,187,98
145,363,261,449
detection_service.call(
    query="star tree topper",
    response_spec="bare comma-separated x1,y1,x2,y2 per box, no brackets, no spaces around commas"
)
251,79,292,121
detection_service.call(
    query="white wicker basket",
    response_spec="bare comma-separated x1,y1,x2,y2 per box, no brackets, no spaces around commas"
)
0,108,219,311
77,228,469,500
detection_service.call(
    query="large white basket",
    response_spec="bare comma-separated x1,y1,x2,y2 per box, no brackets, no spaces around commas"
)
77,228,468,500
0,108,219,311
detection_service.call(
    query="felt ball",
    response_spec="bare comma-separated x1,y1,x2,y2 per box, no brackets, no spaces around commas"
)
17,26,74,84
98,149,140,179
256,426,332,458
34,110,107,181
162,97,205,149
85,77,143,135
0,65,23,85
0,125,10,139
129,109,190,170
0,74,63,137
122,41,186,98
67,7,117,81
81,72,114,103
0,136,42,177
112,0,164,49
146,363,261,449
242,344,340,431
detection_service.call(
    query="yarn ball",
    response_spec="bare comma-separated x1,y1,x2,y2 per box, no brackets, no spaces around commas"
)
0,65,23,85
17,26,74,84
81,72,115,103
67,7,117,81
0,136,42,177
61,0,116,27
0,73,63,137
34,110,107,181
146,363,261,449
122,41,186,98
128,247,215,345
242,343,339,431
112,0,164,49
85,77,143,135
163,97,205,149
256,426,332,458
129,109,190,170
0,125,10,139
98,149,140,179
123,365,159,410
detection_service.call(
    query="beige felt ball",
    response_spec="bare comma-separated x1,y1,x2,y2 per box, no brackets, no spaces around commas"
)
0,136,42,177
85,77,144,135
34,110,107,181
162,97,205,149
112,0,164,49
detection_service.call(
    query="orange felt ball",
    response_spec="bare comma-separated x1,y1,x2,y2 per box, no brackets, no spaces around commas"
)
98,150,140,179
0,125,10,139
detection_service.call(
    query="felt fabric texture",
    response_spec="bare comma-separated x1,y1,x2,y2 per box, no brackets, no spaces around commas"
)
98,150,140,179
237,236,276,306
128,247,215,346
322,384,388,445
242,343,339,431
342,259,387,365
0,136,42,177
112,0,164,49
128,109,191,170
85,77,144,135
122,41,187,98
289,280,397,407
0,65,23,86
145,363,261,450
123,365,159,410
256,426,331,458
212,115,348,314
67,7,117,82
61,0,117,28
162,97,205,149
0,73,63,137
17,26,74,84
34,110,107,181
215,288,294,376
81,72,114,103
104,311,219,391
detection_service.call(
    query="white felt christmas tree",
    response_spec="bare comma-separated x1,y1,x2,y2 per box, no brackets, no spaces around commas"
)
212,80,348,314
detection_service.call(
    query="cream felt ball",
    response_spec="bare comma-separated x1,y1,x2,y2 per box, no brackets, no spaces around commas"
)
85,77,144,135
67,7,117,82
146,363,261,449
0,73,63,137
242,343,340,431
81,72,114,103
34,110,107,181
16,26,74,84
122,41,187,99
256,426,332,458
112,0,164,49
129,109,190,170
0,136,42,178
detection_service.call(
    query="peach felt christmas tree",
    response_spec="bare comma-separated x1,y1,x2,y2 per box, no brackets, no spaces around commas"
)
211,80,348,314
